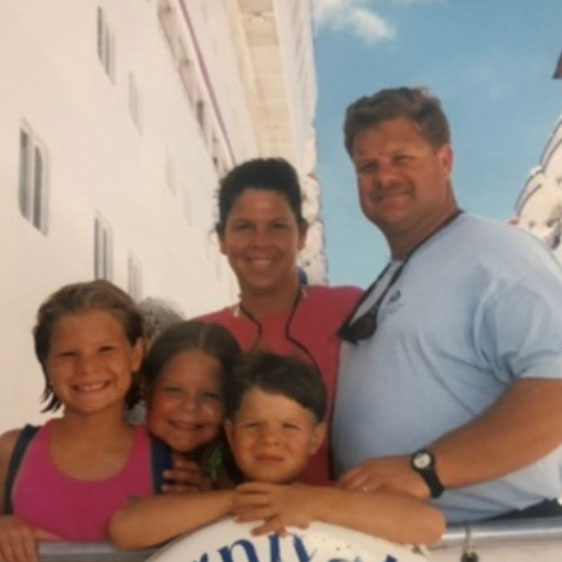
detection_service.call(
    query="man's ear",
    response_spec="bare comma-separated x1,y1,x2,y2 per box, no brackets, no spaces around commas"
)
309,421,327,456
224,419,234,449
438,143,454,177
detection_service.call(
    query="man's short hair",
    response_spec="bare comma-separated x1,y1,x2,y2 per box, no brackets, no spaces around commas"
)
344,86,450,155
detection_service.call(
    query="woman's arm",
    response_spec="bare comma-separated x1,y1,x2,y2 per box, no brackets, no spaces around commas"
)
233,482,444,546
109,490,235,549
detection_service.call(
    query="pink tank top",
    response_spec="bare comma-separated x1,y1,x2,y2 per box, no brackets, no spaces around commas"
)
12,421,153,541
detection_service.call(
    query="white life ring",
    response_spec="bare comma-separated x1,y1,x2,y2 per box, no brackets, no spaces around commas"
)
146,517,429,562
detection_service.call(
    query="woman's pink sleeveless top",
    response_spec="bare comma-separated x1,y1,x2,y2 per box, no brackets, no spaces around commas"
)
12,420,153,541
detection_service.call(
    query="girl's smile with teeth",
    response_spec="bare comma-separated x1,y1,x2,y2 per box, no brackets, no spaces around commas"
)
45,309,142,416
73,382,108,392
169,420,203,430
148,350,224,454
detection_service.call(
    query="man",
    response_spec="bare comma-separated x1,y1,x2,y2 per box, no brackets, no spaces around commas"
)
332,86,562,523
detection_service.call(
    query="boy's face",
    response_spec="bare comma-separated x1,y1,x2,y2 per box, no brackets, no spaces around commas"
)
224,388,326,484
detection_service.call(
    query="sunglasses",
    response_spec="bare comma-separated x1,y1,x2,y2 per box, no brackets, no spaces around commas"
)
339,210,464,344
338,261,406,344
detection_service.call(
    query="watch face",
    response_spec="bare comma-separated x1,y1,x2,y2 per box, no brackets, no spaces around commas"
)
413,451,432,470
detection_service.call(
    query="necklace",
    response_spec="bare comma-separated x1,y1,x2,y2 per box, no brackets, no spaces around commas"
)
234,286,320,372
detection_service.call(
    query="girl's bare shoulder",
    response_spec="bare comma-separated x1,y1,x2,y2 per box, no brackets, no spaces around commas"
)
0,429,23,464
0,427,24,506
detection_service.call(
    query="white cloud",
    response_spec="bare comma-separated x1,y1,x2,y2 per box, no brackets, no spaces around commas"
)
313,0,445,44
313,0,349,25
347,8,395,43
313,0,395,45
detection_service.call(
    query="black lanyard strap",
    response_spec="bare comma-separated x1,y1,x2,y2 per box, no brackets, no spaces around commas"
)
338,209,463,344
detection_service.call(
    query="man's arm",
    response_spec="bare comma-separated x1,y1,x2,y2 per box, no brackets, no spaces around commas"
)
339,378,562,498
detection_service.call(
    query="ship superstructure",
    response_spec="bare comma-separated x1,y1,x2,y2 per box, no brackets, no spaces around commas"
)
514,116,562,259
514,47,562,259
0,0,324,427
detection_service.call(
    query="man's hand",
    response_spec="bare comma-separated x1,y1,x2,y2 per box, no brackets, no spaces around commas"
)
0,516,59,562
338,455,430,499
162,458,212,494
233,482,315,536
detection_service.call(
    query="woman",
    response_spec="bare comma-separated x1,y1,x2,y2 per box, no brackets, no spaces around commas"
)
201,158,362,484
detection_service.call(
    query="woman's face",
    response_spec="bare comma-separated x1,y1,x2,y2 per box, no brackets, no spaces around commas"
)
147,350,224,454
219,189,307,298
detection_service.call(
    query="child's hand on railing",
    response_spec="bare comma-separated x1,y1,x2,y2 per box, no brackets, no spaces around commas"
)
161,459,212,494
0,515,59,562
232,482,313,536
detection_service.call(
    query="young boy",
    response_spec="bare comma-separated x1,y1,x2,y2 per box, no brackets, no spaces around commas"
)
109,352,444,549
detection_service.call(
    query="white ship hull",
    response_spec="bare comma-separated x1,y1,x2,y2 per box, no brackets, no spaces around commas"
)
0,0,321,428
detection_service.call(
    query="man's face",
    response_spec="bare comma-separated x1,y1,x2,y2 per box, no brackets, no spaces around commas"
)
351,118,454,238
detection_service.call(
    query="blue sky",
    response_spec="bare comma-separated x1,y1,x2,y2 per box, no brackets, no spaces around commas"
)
313,0,562,287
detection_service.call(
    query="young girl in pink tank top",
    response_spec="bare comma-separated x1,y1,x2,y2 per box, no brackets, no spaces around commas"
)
0,280,156,561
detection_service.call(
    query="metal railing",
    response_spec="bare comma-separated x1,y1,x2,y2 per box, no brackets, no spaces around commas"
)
436,515,562,549
38,542,156,562
36,516,562,561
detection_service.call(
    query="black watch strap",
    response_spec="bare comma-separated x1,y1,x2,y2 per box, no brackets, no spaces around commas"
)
410,449,444,498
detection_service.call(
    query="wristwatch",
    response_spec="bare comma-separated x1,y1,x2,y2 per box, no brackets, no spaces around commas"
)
410,449,444,498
